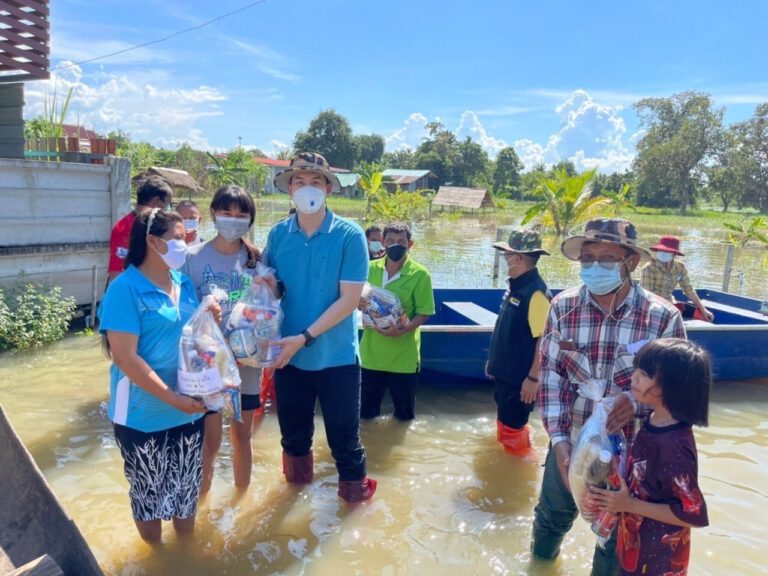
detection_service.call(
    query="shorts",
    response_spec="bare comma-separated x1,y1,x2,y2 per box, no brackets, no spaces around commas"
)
114,418,204,522
204,392,261,416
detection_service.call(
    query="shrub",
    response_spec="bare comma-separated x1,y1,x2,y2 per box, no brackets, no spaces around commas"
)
0,279,77,351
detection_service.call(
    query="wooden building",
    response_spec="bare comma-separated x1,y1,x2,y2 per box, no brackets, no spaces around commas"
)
431,186,495,212
381,169,436,192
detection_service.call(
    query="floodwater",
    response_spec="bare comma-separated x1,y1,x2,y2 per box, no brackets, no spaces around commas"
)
1,204,767,575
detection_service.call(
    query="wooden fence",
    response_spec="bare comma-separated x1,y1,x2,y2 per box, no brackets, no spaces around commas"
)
24,137,116,164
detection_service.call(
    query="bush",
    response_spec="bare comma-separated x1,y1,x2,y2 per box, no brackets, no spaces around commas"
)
0,279,77,351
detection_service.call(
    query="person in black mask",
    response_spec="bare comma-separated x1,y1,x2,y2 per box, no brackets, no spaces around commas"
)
359,221,435,421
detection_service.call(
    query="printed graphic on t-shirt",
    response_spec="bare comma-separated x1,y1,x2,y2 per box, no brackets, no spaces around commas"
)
117,247,129,259
199,264,253,317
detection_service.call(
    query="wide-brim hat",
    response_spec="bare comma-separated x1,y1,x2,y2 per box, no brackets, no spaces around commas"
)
561,218,651,261
493,227,550,256
649,235,684,256
273,152,341,194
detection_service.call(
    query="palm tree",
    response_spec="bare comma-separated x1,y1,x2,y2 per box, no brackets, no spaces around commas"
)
602,183,637,217
521,168,609,236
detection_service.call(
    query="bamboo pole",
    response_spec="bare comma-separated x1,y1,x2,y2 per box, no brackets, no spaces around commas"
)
722,244,735,292
492,227,505,279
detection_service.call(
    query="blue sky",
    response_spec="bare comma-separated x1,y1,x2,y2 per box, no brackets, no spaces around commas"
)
29,0,768,172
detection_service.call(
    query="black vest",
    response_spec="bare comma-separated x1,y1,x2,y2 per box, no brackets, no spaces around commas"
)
487,268,550,384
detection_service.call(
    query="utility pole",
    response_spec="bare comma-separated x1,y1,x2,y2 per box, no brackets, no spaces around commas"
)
238,136,242,148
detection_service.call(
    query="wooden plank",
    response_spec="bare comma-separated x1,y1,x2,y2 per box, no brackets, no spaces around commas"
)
0,216,111,245
443,301,498,326
699,299,768,322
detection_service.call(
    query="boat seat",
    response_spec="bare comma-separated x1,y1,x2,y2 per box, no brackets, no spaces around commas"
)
443,301,498,326
698,299,768,323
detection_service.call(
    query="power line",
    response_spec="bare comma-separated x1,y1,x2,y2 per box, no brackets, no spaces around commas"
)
56,0,269,70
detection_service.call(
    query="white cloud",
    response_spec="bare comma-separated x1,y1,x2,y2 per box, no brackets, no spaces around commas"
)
24,63,227,150
455,111,508,158
224,38,301,84
510,90,635,173
385,112,430,151
268,139,291,157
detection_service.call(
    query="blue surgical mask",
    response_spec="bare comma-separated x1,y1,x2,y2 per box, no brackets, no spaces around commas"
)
183,219,199,231
368,240,383,253
215,215,251,242
656,251,674,263
580,262,625,295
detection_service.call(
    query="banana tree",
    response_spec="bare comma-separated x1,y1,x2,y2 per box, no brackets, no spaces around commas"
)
359,165,387,219
723,216,768,247
521,168,610,236
602,183,637,217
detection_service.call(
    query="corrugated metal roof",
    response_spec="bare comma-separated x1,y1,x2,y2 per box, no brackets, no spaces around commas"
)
382,169,434,178
336,173,360,187
432,187,494,209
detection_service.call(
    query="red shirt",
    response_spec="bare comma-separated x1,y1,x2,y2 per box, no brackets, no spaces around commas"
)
108,211,137,274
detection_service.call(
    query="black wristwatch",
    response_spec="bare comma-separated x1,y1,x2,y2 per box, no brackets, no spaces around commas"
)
301,329,316,347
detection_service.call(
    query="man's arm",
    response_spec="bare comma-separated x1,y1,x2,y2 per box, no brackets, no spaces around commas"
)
679,264,714,321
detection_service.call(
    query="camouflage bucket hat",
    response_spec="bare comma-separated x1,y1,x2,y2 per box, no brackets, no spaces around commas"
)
493,227,550,256
561,218,651,261
273,152,341,194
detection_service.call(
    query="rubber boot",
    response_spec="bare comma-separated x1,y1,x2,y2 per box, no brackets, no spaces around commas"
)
282,451,313,484
337,477,377,502
496,421,533,456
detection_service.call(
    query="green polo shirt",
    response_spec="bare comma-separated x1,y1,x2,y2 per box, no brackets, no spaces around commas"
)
360,256,435,374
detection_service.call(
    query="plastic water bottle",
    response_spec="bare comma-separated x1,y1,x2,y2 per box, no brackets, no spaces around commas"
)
588,449,613,488
180,326,200,372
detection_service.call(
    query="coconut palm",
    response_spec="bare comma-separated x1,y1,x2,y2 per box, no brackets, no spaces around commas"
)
521,168,609,236
603,183,637,217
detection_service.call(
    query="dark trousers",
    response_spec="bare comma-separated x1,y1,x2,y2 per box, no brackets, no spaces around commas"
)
360,368,418,421
494,376,534,428
532,445,619,576
275,363,367,481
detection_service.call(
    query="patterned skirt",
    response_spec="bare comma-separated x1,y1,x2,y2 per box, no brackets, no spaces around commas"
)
114,418,204,522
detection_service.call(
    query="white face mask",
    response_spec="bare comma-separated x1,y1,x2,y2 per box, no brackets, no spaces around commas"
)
292,186,326,214
656,251,674,263
215,215,251,242
154,238,187,270
182,219,199,232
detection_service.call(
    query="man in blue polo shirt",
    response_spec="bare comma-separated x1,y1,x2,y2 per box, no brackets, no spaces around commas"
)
264,152,376,502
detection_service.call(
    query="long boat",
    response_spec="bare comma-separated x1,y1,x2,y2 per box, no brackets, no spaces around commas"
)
0,406,103,575
418,288,768,386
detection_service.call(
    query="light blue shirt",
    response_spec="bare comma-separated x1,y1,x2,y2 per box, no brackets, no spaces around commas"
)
265,210,368,370
98,265,201,432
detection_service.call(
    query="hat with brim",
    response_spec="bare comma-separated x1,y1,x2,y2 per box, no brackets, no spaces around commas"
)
649,235,684,256
492,227,550,256
561,218,651,261
273,152,341,194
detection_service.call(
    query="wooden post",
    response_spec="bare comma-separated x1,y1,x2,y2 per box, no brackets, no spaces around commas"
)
492,227,505,279
89,265,98,328
722,244,735,292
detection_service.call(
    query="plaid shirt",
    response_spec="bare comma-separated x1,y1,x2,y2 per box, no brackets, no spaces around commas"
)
537,283,685,447
640,258,696,302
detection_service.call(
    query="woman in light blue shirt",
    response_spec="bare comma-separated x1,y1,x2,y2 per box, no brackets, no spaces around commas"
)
99,208,211,543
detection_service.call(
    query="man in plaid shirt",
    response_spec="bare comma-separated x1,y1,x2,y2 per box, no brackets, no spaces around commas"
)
531,218,685,575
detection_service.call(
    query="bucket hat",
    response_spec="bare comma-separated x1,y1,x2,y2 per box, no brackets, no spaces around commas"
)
649,235,684,256
493,227,550,256
273,152,340,194
561,218,650,261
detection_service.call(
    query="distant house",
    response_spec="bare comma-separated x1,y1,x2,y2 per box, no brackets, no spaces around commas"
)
381,169,436,192
431,187,495,212
61,124,100,152
255,157,353,195
132,166,205,195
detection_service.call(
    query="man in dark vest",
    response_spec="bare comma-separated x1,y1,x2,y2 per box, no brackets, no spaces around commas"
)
486,227,551,456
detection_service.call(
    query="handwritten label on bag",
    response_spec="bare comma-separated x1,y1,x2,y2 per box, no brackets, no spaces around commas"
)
177,367,224,396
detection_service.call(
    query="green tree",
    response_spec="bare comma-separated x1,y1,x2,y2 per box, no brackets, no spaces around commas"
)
453,137,490,187
723,217,768,247
207,148,267,195
521,168,609,236
382,148,415,169
353,134,385,166
731,103,768,212
493,146,524,198
359,164,387,220
633,91,724,213
602,183,637,217
118,140,158,176
413,122,459,186
293,109,355,169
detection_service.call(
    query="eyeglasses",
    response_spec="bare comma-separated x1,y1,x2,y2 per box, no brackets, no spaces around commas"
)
578,255,627,269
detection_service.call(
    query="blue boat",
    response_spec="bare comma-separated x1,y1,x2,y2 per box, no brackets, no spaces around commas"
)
417,288,768,385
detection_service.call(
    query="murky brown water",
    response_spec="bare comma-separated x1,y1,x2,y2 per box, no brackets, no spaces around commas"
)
2,205,767,575
2,335,766,575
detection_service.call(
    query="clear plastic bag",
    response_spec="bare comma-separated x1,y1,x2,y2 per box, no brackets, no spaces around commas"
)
225,263,283,367
568,396,626,524
359,283,408,330
177,287,242,421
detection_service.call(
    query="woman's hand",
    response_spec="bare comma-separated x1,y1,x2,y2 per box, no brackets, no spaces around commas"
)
170,393,207,414
591,476,632,514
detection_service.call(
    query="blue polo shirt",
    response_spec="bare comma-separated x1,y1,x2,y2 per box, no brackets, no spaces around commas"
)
98,265,201,432
265,210,368,370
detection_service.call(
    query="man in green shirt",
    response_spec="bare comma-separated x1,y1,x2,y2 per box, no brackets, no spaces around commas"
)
360,221,435,421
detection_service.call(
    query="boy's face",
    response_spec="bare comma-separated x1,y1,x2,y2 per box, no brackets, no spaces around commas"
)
177,206,200,221
383,231,412,250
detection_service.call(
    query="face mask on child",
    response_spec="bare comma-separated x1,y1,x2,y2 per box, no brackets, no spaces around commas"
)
215,215,251,242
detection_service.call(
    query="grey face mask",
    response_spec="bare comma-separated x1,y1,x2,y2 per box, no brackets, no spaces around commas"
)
215,215,251,242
